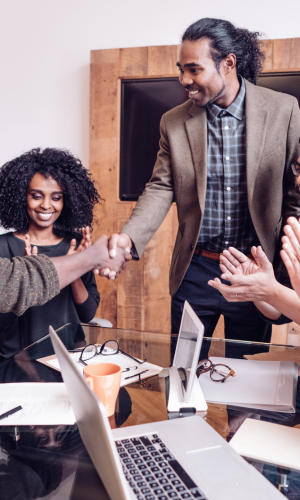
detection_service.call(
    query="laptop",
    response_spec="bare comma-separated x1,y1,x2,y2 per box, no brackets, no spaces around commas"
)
49,320,284,500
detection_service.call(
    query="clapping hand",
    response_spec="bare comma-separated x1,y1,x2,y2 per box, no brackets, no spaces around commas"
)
24,234,38,256
67,227,91,256
281,217,300,299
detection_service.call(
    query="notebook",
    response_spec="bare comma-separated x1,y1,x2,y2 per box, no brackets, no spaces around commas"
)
230,418,300,471
49,323,284,500
198,357,298,412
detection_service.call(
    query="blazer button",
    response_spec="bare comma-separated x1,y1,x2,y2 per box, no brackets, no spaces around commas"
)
189,244,194,251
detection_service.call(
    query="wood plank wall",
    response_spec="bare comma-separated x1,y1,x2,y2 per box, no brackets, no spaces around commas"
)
89,38,300,333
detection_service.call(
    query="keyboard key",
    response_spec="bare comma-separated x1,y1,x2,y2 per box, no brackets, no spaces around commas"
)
136,445,144,451
145,476,155,482
131,438,141,446
133,475,142,481
168,493,178,498
121,439,130,444
119,452,128,458
133,487,139,494
171,479,181,485
124,443,132,449
153,488,164,495
176,486,185,492
145,495,155,500
163,453,174,461
130,469,139,475
140,451,149,456
149,482,159,488
140,436,152,447
138,464,147,470
147,446,156,451
137,496,144,500
134,459,143,464
129,480,135,487
181,493,192,499
163,485,173,491
161,466,171,472
158,496,168,500
142,470,151,476
156,457,164,463
152,438,162,444
137,481,146,487
148,461,156,467
150,466,160,472
155,472,164,478
123,458,131,464
192,491,205,499
168,460,197,490
167,473,176,479
141,488,151,494
127,464,135,469
144,455,152,462
151,451,160,457
131,453,139,459
159,478,168,485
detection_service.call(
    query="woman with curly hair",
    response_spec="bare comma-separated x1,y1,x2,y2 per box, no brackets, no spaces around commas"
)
0,147,101,359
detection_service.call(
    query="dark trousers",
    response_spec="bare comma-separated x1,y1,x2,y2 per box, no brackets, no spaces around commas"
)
171,252,272,359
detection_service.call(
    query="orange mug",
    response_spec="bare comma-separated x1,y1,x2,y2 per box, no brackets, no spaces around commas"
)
83,363,121,417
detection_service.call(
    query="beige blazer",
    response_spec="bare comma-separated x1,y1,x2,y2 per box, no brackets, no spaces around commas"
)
122,80,300,296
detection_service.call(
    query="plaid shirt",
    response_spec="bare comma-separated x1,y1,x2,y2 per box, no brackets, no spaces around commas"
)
198,77,259,253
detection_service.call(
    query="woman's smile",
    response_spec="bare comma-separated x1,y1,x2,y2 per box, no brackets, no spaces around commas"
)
27,173,64,230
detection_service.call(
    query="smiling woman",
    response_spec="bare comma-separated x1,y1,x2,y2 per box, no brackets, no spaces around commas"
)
0,148,101,360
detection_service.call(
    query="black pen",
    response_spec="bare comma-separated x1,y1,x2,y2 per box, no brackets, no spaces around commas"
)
125,369,149,380
0,405,23,421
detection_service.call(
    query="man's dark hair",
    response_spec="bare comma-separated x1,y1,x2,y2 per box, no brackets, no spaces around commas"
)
0,148,101,238
182,18,264,84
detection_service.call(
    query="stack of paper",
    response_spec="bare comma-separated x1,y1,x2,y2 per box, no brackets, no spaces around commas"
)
37,351,162,387
198,357,298,412
0,383,75,425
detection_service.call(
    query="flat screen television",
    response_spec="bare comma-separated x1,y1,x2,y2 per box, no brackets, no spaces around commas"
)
120,72,300,201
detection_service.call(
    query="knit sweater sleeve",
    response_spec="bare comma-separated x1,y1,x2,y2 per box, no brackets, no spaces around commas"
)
0,254,60,315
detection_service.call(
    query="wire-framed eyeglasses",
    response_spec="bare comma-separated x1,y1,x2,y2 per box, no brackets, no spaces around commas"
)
291,161,300,177
69,340,146,366
196,358,235,383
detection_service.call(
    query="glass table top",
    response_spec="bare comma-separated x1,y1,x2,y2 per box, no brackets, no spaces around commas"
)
0,323,299,499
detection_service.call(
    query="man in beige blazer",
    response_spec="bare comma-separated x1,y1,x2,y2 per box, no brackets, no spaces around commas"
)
108,18,300,345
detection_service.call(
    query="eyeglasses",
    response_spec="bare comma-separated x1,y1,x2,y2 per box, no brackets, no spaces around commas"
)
69,340,146,366
291,162,300,177
196,358,235,383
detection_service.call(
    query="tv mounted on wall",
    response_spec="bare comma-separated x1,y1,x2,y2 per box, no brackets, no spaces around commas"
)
120,72,300,201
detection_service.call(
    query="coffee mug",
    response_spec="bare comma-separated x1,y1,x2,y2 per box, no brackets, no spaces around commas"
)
83,363,122,417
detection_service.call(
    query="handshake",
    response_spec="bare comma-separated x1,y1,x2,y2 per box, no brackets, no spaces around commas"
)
96,232,132,279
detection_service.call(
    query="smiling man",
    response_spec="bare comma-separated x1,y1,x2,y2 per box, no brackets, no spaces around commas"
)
108,18,300,346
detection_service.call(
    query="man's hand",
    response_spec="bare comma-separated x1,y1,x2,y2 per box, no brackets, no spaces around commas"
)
281,217,300,298
219,247,258,277
208,246,277,302
24,234,38,256
93,234,131,279
98,233,132,279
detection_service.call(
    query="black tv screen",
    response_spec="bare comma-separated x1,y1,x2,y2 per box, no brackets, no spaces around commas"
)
120,72,300,201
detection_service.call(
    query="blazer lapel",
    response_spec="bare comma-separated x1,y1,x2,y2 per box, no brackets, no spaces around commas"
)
245,81,269,207
185,105,207,216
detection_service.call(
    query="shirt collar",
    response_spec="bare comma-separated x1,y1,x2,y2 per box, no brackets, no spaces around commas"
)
206,76,245,123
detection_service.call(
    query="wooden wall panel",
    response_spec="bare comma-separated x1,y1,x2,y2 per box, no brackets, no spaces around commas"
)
90,38,300,336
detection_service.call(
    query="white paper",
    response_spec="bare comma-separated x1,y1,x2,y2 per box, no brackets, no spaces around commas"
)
43,351,162,387
198,357,296,411
0,383,75,425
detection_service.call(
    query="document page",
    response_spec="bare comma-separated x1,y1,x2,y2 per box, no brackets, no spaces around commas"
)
38,351,162,387
198,357,296,411
0,383,75,425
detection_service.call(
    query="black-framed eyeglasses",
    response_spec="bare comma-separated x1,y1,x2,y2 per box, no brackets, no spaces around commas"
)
69,340,146,366
291,162,300,177
196,358,235,383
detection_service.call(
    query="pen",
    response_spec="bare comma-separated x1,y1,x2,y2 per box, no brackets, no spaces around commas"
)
0,405,23,421
125,369,149,380
122,366,138,373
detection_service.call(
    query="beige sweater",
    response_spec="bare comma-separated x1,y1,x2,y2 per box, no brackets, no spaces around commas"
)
0,254,60,315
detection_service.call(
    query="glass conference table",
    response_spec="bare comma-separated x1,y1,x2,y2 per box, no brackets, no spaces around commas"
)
0,323,300,500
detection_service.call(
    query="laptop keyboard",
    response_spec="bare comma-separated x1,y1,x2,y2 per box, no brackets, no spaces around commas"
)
115,433,208,500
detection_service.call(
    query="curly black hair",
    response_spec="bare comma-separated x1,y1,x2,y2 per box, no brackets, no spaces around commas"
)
0,148,101,237
182,18,264,84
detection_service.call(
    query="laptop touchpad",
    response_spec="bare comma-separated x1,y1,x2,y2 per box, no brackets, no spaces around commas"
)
187,446,250,484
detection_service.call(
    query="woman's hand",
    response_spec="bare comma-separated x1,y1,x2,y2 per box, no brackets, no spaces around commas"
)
281,217,300,299
67,227,91,256
219,247,259,277
24,234,38,256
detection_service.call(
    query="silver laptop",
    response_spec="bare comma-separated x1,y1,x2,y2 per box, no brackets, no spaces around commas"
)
49,321,284,500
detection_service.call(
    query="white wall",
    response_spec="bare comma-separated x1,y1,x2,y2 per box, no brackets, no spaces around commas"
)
0,0,299,168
